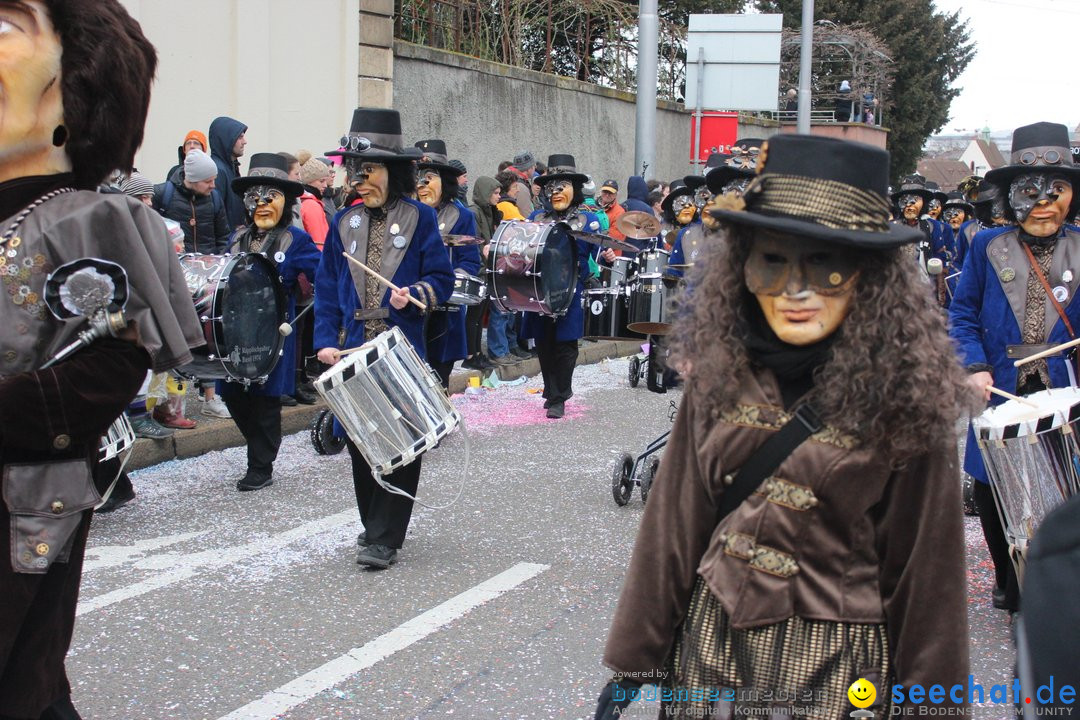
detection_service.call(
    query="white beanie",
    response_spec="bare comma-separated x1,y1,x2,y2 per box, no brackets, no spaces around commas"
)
184,149,218,183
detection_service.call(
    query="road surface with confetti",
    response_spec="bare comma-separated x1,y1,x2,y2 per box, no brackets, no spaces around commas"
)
69,357,1013,719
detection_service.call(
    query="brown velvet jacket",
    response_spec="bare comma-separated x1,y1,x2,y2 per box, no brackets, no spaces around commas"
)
603,368,969,694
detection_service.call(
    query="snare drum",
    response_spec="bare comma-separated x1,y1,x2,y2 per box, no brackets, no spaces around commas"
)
449,270,487,306
314,327,461,476
176,253,287,383
635,247,670,277
98,414,135,462
627,274,677,335
973,387,1080,575
488,221,578,316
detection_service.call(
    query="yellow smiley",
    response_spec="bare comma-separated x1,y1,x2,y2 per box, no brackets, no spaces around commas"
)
848,678,877,709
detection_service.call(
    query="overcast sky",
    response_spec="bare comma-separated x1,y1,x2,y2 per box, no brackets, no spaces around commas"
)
931,0,1080,135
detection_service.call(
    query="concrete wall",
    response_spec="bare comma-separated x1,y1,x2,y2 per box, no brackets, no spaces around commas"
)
393,42,697,189
117,0,360,183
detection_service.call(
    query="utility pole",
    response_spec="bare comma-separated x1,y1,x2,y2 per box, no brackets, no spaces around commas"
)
635,0,658,177
796,0,814,134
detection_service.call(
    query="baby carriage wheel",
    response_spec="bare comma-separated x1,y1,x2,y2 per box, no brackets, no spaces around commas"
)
611,453,635,506
639,455,660,504
628,356,641,388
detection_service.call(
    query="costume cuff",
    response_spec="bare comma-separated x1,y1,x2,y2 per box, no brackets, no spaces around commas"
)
966,363,993,374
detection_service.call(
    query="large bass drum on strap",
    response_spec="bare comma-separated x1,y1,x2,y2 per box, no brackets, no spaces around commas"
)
175,253,287,383
487,221,578,316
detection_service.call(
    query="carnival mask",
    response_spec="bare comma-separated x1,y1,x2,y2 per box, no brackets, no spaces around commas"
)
416,169,442,207
898,193,923,220
927,198,942,219
991,196,1008,225
728,146,760,170
745,231,859,346
943,207,966,230
348,160,388,208
722,178,752,198
1009,172,1073,236
673,195,696,225
244,186,286,229
0,0,69,182
693,186,713,210
545,180,574,212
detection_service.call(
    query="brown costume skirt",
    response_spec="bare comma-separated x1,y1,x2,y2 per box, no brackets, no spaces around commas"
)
662,577,892,719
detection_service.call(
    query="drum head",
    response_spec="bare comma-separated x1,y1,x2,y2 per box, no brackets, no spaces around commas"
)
218,254,287,380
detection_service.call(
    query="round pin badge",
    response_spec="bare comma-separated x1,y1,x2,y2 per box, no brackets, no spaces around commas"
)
349,240,357,254
390,223,400,235
439,223,446,231
349,215,362,229
1065,270,1074,283
1054,285,1070,303
1000,267,1016,283
274,251,286,263
393,235,407,249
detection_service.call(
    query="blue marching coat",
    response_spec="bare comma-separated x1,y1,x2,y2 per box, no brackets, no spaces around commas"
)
314,197,454,361
949,224,1080,482
427,200,481,364
218,225,322,398
520,208,599,342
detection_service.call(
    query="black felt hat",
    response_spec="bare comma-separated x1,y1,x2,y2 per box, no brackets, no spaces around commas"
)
535,154,588,186
985,121,1080,187
414,139,463,177
943,191,975,218
232,153,304,197
889,174,934,207
660,179,695,217
710,134,923,249
705,156,755,195
326,108,413,162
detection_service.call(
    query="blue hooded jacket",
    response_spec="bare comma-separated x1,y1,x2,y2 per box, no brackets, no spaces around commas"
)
208,116,249,229
624,175,653,214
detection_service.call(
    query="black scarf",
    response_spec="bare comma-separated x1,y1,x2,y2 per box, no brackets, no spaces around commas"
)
0,173,78,221
1019,227,1062,248
743,296,838,409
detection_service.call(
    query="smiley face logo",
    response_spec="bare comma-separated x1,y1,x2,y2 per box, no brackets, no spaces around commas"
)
848,678,876,709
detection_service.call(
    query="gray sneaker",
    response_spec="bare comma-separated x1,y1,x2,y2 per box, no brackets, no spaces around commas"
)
201,396,231,418
130,415,175,439
490,354,516,366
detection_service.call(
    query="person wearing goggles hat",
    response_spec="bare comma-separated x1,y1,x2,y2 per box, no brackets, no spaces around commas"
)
889,173,956,307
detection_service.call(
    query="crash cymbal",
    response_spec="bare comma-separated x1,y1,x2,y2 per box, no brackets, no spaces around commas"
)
443,234,486,246
616,211,661,239
568,230,639,254
666,263,694,269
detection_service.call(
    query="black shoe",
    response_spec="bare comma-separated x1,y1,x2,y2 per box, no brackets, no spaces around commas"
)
280,394,298,407
991,587,1017,611
511,347,533,359
294,382,318,405
356,531,368,547
546,401,565,419
462,355,491,371
96,491,135,513
542,398,552,409
237,473,274,491
356,543,397,568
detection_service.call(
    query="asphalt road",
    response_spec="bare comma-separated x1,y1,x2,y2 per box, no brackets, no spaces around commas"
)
68,358,1013,720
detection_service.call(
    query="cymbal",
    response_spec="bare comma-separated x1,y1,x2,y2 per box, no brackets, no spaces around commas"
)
616,211,661,239
568,230,639,254
666,263,694,269
444,234,486,246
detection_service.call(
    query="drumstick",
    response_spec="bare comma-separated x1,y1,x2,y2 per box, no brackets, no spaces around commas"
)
337,345,367,357
1013,336,1080,367
341,253,427,311
986,385,1040,408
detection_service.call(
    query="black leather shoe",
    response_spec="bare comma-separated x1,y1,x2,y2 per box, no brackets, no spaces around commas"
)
96,491,135,513
356,531,368,547
280,394,298,407
356,543,397,568
546,401,565,419
237,473,274,491
294,383,318,405
511,347,533,359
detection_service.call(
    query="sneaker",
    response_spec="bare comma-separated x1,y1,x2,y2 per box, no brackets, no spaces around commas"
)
130,415,174,440
96,490,135,513
293,382,318,405
201,396,231,419
237,472,274,491
546,401,565,419
510,347,533,359
490,354,516,366
280,394,298,407
356,543,397,568
153,407,197,430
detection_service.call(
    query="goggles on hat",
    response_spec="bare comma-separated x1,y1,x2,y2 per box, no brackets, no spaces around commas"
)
340,135,373,152
1019,149,1064,166
242,186,284,212
744,233,861,298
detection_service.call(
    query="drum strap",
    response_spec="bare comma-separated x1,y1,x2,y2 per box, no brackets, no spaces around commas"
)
717,402,822,520
1022,241,1075,339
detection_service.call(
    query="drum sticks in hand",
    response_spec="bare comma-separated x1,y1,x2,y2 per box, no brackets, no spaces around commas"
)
342,253,427,311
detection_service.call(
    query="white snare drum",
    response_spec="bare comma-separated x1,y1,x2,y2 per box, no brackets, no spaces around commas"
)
314,327,461,476
973,387,1080,575
99,414,135,462
449,270,487,306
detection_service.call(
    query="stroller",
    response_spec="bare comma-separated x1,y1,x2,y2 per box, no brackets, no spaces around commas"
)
611,398,678,506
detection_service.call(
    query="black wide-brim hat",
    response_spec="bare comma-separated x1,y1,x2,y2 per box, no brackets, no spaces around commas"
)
889,177,933,207
985,121,1080,187
535,153,588,187
232,153,304,197
326,107,414,162
661,183,695,216
414,138,463,177
705,165,755,195
943,192,975,217
683,175,707,191
710,134,924,249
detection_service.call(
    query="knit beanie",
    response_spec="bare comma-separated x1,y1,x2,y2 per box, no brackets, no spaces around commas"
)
184,149,218,182
120,172,154,198
184,130,208,153
300,155,331,185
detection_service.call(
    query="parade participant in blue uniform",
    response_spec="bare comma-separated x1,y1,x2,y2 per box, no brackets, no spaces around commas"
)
221,154,321,492
943,190,977,271
525,154,605,419
972,178,1011,230
668,155,754,278
950,121,1080,613
890,174,955,306
316,108,454,568
926,181,948,221
659,180,696,252
414,139,481,388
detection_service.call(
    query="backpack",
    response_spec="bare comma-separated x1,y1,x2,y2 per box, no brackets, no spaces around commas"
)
156,181,224,220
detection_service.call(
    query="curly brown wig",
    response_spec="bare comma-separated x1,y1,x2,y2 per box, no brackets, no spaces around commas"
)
42,0,157,189
671,225,975,463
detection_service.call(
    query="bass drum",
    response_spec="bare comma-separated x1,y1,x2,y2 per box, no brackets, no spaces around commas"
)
627,274,678,335
582,287,641,341
487,220,578,316
176,253,287,383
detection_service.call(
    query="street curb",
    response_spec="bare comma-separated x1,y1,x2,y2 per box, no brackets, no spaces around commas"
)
126,339,643,471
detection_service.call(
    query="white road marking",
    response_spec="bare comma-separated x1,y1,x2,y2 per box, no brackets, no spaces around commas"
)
76,510,357,616
82,531,211,572
216,561,549,720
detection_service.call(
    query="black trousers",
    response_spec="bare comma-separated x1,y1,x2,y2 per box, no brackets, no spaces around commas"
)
464,299,487,357
295,301,315,380
347,441,422,549
535,320,578,404
429,360,454,390
222,393,282,479
973,479,1019,610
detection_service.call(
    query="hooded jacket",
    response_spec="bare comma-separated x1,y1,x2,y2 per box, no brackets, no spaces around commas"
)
469,176,502,241
624,175,653,214
208,116,248,229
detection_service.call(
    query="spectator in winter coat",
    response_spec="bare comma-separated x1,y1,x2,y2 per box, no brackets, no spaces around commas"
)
624,175,653,214
153,149,230,254
166,129,209,180
298,151,332,249
495,170,526,221
209,116,249,229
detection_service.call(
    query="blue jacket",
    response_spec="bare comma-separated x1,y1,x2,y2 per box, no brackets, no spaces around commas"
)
428,200,481,363
949,224,1080,482
624,176,653,215
520,208,597,342
208,116,248,229
668,222,711,278
315,197,454,361
218,225,321,398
